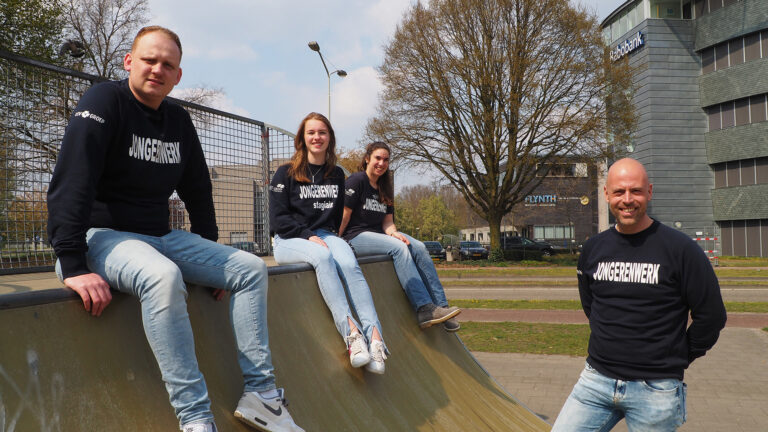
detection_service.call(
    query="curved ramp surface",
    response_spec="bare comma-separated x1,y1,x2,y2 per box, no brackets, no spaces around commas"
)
0,258,550,431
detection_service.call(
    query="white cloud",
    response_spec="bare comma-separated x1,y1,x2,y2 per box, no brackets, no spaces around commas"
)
170,88,252,118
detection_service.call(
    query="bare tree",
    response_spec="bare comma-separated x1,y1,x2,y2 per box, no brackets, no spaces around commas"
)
366,0,635,253
59,0,148,78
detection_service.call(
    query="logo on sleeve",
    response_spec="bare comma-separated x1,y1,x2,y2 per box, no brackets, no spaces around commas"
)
270,184,285,193
345,188,355,197
74,110,105,124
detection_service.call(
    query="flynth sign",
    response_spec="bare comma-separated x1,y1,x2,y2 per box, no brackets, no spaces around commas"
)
610,32,644,61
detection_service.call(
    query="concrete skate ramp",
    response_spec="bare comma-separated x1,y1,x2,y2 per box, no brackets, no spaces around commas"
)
0,257,549,431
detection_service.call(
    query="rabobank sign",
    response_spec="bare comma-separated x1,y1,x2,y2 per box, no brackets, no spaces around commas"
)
610,32,644,62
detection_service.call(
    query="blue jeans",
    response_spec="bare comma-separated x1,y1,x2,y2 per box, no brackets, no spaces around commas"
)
349,232,448,310
56,228,275,426
552,362,687,432
273,229,384,348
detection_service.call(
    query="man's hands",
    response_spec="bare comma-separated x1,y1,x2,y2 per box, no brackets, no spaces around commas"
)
63,273,112,316
390,231,409,245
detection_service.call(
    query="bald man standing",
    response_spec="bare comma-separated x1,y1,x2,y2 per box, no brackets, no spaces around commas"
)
551,158,726,431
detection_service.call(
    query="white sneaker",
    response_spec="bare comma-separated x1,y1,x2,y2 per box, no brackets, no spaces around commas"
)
234,388,305,432
345,331,370,368
181,421,217,432
365,340,387,375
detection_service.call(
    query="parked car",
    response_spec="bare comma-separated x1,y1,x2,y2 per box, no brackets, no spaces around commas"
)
459,241,489,260
228,241,257,253
502,236,554,257
423,241,446,261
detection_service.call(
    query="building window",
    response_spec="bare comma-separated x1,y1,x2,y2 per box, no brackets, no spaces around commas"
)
701,46,715,73
741,159,756,185
703,31,767,74
721,101,735,128
707,106,721,131
713,163,726,188
536,163,586,177
745,33,761,61
650,0,681,18
729,39,744,66
694,0,706,17
763,31,768,58
735,98,749,126
533,225,575,241
707,94,768,131
714,41,729,70
757,158,768,184
726,161,740,187
752,95,768,123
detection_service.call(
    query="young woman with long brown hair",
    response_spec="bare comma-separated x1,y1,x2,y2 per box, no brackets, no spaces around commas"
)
268,113,387,374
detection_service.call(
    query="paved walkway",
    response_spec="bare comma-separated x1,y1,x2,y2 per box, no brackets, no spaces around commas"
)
452,282,768,431
474,327,768,432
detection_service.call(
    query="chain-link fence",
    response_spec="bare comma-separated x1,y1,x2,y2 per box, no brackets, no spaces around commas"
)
0,50,294,274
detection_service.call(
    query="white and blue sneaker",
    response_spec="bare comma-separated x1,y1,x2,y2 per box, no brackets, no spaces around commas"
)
234,388,304,432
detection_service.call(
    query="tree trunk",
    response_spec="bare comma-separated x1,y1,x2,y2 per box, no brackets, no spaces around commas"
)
486,211,503,260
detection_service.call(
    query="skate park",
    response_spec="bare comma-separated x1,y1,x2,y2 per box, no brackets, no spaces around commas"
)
0,257,549,431
3,257,768,431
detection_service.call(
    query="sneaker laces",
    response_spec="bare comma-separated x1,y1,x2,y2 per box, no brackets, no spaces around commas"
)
345,332,367,357
370,340,387,363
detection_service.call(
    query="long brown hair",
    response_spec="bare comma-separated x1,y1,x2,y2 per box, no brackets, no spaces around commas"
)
287,112,338,182
360,141,394,205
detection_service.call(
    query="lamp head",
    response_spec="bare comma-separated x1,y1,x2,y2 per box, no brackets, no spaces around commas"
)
308,41,320,52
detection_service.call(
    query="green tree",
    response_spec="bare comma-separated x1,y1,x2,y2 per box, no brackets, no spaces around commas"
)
393,185,458,241
366,0,635,254
0,0,65,62
418,195,457,240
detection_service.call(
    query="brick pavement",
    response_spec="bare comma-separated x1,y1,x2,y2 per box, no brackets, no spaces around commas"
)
473,327,768,432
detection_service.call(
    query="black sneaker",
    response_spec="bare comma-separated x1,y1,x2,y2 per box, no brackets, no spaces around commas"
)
417,304,461,329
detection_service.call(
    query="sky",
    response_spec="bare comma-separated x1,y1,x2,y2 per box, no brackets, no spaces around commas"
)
149,0,620,189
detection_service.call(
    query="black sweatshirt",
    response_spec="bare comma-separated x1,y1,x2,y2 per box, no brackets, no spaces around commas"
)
342,172,393,241
268,163,345,239
577,220,727,381
47,79,217,279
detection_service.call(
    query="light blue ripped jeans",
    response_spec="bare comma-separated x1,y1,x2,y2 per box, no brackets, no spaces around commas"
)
349,231,448,310
273,229,385,350
551,362,687,431
56,228,275,427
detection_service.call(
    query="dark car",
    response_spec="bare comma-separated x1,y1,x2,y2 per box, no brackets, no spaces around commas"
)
229,241,257,253
459,241,489,260
502,236,554,257
423,241,446,261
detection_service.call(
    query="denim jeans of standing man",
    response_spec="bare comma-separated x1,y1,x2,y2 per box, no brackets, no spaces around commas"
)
349,231,448,310
551,362,687,432
273,229,384,349
56,228,275,427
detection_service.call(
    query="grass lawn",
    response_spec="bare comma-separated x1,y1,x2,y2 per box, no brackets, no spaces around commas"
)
451,299,768,313
459,322,589,356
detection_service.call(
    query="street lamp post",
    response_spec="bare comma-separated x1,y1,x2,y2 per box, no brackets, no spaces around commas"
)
308,41,347,120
